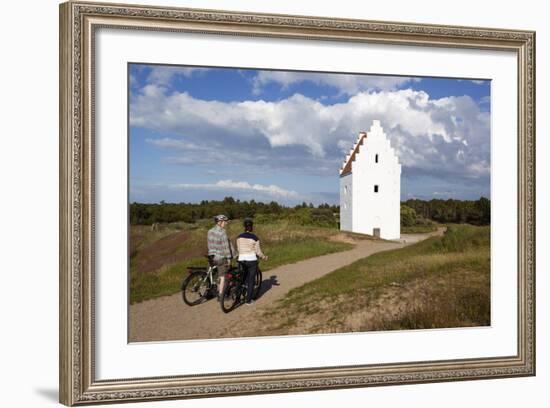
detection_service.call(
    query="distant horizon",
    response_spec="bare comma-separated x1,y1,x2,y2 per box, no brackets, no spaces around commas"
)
129,64,491,206
129,195,491,207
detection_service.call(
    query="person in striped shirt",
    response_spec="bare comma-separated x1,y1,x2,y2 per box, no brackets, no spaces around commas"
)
236,218,268,305
207,214,236,301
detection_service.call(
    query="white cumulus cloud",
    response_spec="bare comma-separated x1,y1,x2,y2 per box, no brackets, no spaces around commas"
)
131,85,490,182
173,179,301,199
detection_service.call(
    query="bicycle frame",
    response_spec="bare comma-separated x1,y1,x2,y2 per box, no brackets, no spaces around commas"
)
186,264,218,286
206,265,217,286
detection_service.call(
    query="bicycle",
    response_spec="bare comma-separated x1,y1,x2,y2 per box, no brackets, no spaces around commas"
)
181,255,219,306
220,261,263,313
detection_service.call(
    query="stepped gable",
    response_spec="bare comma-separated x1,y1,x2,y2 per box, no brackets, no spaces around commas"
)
339,131,367,176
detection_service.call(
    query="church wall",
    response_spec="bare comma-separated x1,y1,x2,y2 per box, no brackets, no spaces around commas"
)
341,121,401,240
339,173,353,231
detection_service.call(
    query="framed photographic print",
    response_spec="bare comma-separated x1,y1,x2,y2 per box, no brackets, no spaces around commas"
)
59,1,536,405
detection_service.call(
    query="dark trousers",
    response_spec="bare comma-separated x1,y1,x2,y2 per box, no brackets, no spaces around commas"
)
240,260,258,303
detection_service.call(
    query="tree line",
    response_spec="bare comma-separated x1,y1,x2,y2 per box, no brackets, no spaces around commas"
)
130,196,490,227
130,197,339,227
402,197,490,226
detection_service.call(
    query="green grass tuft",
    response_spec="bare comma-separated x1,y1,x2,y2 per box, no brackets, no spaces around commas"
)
261,224,490,334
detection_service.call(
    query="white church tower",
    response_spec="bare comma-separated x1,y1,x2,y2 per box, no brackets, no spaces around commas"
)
339,120,401,240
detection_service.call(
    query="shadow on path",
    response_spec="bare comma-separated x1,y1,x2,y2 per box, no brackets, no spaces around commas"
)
257,275,280,299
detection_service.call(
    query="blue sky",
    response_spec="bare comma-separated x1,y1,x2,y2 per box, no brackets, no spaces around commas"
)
129,63,491,205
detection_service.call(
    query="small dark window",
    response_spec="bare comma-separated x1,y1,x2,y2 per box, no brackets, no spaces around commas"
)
375,154,379,163
374,185,379,193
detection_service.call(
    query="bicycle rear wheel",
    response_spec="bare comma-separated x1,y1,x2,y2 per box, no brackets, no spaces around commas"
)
220,282,241,313
253,268,263,300
181,271,210,306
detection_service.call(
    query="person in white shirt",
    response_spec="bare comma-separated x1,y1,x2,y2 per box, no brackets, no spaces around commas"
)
235,218,267,305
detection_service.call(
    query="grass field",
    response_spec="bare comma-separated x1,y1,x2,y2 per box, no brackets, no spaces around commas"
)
256,224,490,335
401,224,439,234
130,220,354,304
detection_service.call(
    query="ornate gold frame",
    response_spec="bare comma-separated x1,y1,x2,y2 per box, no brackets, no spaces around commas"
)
59,1,536,405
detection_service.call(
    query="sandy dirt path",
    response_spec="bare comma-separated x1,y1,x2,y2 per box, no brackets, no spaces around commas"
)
129,229,443,342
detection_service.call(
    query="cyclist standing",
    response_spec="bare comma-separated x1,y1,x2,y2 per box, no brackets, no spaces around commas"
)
207,214,235,302
236,218,267,305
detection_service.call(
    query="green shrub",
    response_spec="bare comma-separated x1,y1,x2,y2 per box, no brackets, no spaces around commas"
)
285,207,337,227
401,204,417,227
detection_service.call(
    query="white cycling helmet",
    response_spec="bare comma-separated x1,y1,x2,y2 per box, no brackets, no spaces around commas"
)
214,214,229,222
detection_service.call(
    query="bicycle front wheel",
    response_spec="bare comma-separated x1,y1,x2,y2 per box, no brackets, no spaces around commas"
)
181,271,210,306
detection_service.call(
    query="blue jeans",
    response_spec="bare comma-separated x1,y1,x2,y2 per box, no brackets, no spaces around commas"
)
240,260,258,303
